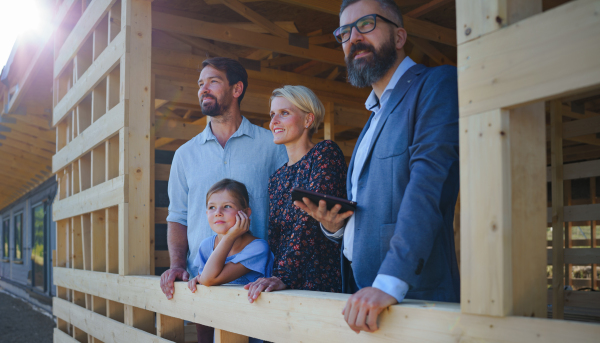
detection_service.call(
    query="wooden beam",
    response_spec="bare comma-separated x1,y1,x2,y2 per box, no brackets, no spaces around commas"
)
562,115,600,139
53,268,600,343
53,298,168,343
152,11,346,67
546,204,600,223
460,109,512,316
53,101,125,173
218,0,289,39
54,31,126,126
547,248,600,265
54,0,119,79
161,31,239,59
407,37,455,66
276,0,456,46
405,0,453,18
550,100,564,319
53,175,127,221
458,0,600,117
224,21,298,34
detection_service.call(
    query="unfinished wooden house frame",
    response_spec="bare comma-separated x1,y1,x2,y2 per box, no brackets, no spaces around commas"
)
3,0,595,341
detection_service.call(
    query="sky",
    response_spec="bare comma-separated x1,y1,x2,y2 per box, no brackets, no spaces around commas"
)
0,0,50,70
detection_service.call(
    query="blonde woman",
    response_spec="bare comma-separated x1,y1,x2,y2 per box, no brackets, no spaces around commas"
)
244,85,348,302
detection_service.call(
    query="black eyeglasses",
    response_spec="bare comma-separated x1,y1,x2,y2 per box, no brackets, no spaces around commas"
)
333,14,399,44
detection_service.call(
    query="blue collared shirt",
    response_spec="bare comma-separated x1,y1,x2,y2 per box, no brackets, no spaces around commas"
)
324,56,416,302
167,117,288,277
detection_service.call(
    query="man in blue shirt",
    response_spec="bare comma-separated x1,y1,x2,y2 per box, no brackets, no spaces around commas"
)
296,0,460,333
160,57,287,302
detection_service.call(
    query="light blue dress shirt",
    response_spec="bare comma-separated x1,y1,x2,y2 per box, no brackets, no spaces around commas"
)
323,57,416,302
167,117,288,277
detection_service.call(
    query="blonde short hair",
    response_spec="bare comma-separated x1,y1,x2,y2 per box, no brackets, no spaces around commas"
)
270,85,325,137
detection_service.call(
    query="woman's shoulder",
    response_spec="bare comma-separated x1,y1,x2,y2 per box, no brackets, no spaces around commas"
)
311,140,346,163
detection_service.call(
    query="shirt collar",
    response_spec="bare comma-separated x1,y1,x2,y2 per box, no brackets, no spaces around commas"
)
365,56,416,112
198,116,255,145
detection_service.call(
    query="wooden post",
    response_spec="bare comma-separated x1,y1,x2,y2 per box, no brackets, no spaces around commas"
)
214,329,249,343
550,100,564,319
124,305,155,334
323,102,334,141
457,0,545,318
564,180,572,288
118,0,153,276
157,314,185,343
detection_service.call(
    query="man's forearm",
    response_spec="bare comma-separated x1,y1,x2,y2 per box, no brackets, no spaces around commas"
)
167,221,189,269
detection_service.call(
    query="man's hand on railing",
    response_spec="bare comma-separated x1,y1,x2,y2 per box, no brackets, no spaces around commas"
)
160,267,190,300
293,198,353,233
342,287,397,333
244,277,287,303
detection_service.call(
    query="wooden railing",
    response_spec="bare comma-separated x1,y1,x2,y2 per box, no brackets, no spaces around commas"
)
52,267,600,343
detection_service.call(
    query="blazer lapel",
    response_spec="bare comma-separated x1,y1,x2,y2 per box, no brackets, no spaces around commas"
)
363,64,426,164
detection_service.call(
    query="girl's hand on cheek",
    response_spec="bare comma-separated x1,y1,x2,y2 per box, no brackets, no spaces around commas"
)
226,211,250,238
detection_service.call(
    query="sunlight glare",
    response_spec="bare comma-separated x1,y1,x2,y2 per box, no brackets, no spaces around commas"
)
0,0,49,67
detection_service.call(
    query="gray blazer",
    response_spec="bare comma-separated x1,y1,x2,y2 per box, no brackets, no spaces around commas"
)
340,64,460,302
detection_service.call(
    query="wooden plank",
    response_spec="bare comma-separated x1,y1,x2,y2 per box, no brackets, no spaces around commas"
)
81,214,91,271
407,37,455,66
563,115,600,139
218,0,289,38
56,220,68,268
547,248,600,265
458,0,600,117
155,164,171,181
54,0,119,79
54,31,126,126
152,12,346,67
53,297,170,343
215,329,248,343
455,0,506,45
157,314,185,343
547,289,600,310
509,102,546,318
54,268,600,343
106,206,119,274
276,0,456,46
156,119,205,141
224,21,298,34
460,109,512,316
124,305,155,335
550,100,564,319
405,0,453,18
71,217,84,269
91,211,106,272
54,328,79,343
323,102,334,141
53,175,127,221
546,159,600,182
120,0,152,276
546,204,600,223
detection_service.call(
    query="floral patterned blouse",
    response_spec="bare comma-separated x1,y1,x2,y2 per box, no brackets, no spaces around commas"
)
268,140,347,292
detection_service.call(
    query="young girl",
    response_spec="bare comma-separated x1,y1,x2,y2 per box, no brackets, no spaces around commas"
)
188,178,273,343
188,178,273,291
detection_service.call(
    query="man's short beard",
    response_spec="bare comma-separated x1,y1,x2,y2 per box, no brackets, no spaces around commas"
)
200,94,228,117
345,35,398,88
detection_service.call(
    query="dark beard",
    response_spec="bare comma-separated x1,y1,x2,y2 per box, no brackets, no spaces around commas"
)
345,36,398,88
200,94,223,117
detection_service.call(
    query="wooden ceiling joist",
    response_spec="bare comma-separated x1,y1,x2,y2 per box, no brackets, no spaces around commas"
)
152,11,346,67
218,0,290,39
405,0,454,18
275,0,457,46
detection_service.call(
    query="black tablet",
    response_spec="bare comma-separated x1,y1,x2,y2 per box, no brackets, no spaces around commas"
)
291,187,357,214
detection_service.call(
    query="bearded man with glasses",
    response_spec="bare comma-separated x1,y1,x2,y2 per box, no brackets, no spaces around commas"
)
295,0,460,334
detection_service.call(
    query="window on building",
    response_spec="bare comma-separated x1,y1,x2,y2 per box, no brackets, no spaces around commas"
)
2,218,8,259
31,204,46,291
14,213,23,261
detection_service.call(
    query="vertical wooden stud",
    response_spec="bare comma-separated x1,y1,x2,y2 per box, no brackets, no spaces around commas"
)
157,314,185,343
106,135,120,181
124,305,155,334
56,220,67,268
81,214,92,271
71,216,83,269
91,210,106,272
564,180,572,288
91,145,106,187
550,100,564,319
460,109,512,316
119,0,152,275
72,160,81,195
324,102,334,141
509,102,546,318
106,206,119,273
